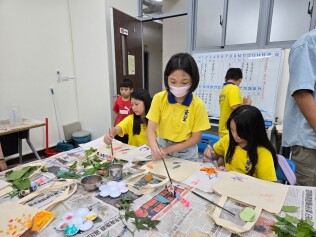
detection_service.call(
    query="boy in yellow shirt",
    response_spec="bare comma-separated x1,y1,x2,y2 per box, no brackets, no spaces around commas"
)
218,68,251,137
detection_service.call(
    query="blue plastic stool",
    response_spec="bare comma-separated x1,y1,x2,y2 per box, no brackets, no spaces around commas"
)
276,157,296,183
72,130,91,147
197,133,220,153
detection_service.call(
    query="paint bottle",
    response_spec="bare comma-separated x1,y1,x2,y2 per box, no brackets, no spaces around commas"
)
10,105,22,125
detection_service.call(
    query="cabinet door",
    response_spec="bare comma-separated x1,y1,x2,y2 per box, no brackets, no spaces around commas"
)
269,0,311,42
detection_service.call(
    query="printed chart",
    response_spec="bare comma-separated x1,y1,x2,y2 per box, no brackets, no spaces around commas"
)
193,49,284,126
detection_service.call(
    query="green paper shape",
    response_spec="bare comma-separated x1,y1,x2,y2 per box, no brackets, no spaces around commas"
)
281,205,298,213
239,207,255,222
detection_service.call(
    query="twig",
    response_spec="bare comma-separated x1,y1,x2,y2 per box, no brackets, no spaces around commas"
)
191,190,235,216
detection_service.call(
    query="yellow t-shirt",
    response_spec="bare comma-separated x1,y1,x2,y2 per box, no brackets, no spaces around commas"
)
146,91,210,142
213,135,277,181
117,115,147,146
218,83,242,137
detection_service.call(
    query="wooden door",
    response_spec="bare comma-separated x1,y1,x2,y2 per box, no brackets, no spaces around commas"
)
112,8,143,94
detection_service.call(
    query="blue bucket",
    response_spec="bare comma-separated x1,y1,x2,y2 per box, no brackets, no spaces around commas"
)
72,130,91,147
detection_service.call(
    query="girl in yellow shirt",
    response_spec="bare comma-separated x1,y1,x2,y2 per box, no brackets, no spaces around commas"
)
204,105,278,181
104,89,151,147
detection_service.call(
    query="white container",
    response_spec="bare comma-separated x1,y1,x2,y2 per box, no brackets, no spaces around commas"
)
10,105,22,125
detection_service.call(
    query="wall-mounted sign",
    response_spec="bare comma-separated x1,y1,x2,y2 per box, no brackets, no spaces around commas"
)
128,55,135,75
119,27,128,35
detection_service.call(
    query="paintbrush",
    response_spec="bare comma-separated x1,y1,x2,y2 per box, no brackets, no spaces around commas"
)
161,157,173,185
161,157,176,197
156,143,175,195
191,190,235,216
109,128,114,161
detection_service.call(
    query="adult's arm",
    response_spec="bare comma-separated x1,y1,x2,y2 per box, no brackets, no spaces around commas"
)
293,89,316,133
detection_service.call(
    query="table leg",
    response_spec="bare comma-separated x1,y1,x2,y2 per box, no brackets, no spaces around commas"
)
19,130,42,162
18,136,23,164
25,137,41,160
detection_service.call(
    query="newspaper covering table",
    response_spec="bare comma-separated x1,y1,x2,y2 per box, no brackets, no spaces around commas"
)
0,139,315,237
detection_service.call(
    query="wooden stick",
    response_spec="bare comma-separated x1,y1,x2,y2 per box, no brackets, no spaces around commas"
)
191,190,235,216
161,157,172,185
109,128,114,158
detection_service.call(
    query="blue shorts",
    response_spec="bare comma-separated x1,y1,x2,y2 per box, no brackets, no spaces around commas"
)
157,137,198,161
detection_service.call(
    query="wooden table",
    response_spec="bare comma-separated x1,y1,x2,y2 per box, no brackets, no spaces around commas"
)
0,119,45,163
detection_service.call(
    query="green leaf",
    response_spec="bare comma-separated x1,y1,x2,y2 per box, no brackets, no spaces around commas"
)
172,165,181,169
122,196,132,203
83,167,97,176
275,215,285,222
68,161,78,171
305,219,314,227
146,219,160,228
120,202,130,210
282,206,299,213
284,214,300,224
85,147,97,157
58,172,81,179
275,221,287,225
93,156,102,162
82,159,92,168
125,210,136,221
296,226,311,237
6,166,37,181
13,178,31,190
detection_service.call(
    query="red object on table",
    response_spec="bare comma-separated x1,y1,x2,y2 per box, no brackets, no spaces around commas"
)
45,118,59,157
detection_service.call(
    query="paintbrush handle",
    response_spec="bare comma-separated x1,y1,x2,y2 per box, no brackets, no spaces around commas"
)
108,128,114,157
191,191,235,216
161,157,173,185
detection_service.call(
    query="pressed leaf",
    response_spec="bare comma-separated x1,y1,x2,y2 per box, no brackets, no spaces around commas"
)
282,206,299,213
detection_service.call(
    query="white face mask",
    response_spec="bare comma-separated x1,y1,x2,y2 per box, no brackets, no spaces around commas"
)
169,84,191,98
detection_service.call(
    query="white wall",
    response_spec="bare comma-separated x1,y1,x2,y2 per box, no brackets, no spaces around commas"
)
0,0,138,156
68,0,138,140
143,21,163,97
163,15,188,69
0,0,76,153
